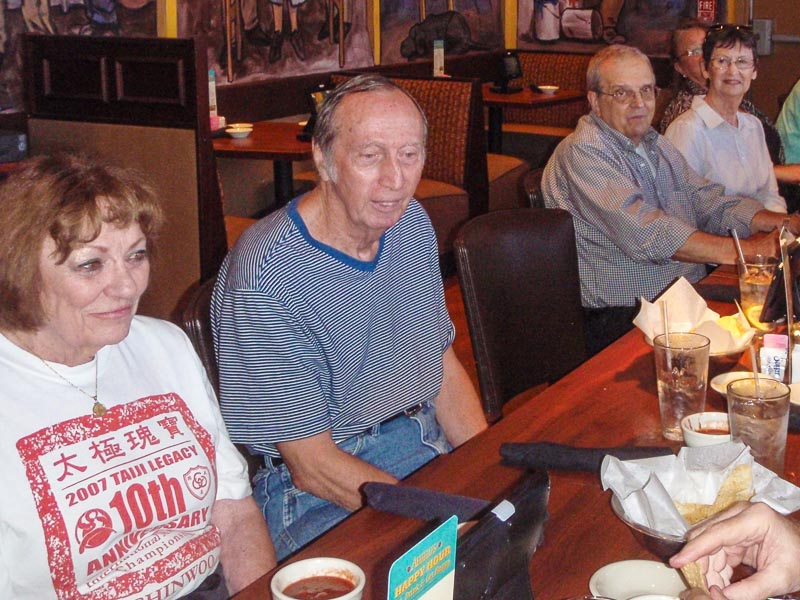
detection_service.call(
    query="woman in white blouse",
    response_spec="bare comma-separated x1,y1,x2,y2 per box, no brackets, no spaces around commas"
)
665,24,786,213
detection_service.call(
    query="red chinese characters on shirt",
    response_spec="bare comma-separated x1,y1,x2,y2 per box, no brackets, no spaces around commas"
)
16,393,221,600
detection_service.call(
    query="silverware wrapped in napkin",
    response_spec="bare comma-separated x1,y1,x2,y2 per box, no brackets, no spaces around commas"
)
500,442,674,473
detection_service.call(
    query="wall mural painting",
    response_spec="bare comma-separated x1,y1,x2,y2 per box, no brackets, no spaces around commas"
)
0,0,156,110
518,0,725,56
380,0,503,66
179,0,374,85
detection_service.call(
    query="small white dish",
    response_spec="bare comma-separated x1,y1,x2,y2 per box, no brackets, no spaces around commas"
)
589,559,685,600
539,84,559,95
271,557,365,600
710,371,778,395
227,122,253,129
226,127,253,139
681,411,731,447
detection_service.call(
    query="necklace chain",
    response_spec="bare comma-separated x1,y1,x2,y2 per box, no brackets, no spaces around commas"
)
37,354,107,417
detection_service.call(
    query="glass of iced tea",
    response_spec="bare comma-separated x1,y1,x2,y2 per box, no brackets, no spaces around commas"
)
738,255,779,332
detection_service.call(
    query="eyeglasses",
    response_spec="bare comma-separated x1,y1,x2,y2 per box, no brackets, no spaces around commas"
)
678,48,703,59
709,23,752,32
596,84,658,105
708,55,756,70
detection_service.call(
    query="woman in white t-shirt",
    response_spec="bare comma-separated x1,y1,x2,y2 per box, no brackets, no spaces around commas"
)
665,24,786,213
0,153,275,599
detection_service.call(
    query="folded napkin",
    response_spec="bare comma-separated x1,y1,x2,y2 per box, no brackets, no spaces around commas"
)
500,442,674,473
633,277,754,354
363,482,490,522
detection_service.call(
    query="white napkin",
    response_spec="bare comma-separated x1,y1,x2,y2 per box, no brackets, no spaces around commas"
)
633,277,755,354
600,442,800,537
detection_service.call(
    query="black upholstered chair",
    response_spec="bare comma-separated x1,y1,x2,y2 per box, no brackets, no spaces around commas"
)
455,208,586,423
178,276,263,479
179,276,220,395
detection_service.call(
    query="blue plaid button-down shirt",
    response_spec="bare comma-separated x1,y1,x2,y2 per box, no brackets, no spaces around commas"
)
543,112,762,309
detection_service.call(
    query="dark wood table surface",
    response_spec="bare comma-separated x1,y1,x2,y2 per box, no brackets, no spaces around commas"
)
234,267,799,599
213,121,313,209
481,84,585,154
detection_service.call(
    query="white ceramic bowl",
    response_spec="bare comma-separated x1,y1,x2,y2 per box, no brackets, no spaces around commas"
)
226,127,253,139
271,557,365,600
227,122,253,129
589,559,686,599
539,85,560,95
680,411,731,447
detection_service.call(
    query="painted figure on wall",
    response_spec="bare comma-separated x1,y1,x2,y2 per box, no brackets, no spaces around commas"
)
518,0,725,55
0,0,156,111
179,0,374,85
381,0,503,65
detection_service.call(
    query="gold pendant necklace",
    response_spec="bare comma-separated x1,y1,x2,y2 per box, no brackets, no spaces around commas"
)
37,354,107,417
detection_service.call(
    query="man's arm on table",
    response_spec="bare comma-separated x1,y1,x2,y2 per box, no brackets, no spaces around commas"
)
673,211,800,265
277,347,487,512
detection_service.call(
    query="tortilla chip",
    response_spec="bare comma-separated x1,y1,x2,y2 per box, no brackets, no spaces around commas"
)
675,464,754,525
680,561,709,592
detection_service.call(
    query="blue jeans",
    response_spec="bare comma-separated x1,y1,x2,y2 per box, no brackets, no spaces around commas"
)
253,403,451,560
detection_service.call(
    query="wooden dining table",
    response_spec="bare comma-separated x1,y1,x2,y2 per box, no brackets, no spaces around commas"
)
481,83,585,154
213,121,313,209
234,268,799,599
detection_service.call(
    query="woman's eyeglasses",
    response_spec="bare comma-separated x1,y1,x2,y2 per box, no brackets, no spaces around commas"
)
709,55,756,70
596,85,659,105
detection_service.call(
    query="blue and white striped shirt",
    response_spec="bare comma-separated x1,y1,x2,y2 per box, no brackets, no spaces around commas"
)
211,198,454,458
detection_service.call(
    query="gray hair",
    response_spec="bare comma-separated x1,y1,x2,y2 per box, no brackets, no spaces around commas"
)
586,45,653,92
313,74,429,179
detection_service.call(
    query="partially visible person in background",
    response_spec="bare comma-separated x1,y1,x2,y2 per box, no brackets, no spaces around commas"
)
671,502,800,600
777,77,800,164
664,24,785,212
659,20,783,164
659,20,800,210
0,153,275,599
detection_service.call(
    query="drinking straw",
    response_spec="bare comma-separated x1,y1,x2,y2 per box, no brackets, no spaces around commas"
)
730,229,747,273
661,300,672,371
748,345,762,400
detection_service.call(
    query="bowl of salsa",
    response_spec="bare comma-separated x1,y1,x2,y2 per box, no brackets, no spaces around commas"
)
271,557,365,600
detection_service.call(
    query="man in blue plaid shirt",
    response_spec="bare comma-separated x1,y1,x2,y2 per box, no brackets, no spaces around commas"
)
544,44,800,356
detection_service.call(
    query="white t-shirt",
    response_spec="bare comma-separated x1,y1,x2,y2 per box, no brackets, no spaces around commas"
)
665,95,786,213
0,316,251,600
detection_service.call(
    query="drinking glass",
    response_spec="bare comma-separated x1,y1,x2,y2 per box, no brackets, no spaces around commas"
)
738,255,779,332
653,333,710,441
727,377,790,474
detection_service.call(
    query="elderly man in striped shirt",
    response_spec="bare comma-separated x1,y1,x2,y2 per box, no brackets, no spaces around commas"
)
211,74,487,560
543,44,800,357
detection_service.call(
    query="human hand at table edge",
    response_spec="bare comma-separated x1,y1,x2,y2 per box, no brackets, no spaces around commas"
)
751,210,800,237
669,502,800,600
278,431,399,512
680,585,729,599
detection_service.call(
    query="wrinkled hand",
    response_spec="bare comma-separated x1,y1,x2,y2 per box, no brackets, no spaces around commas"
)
670,502,800,600
739,229,780,259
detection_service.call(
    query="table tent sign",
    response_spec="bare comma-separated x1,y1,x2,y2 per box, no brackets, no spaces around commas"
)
387,516,457,600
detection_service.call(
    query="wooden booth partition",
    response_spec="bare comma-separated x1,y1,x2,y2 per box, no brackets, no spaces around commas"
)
22,34,227,321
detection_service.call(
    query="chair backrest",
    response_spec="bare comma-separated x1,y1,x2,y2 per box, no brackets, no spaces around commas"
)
455,208,586,423
177,275,262,478
505,52,591,129
178,276,220,394
22,34,226,321
331,72,490,217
